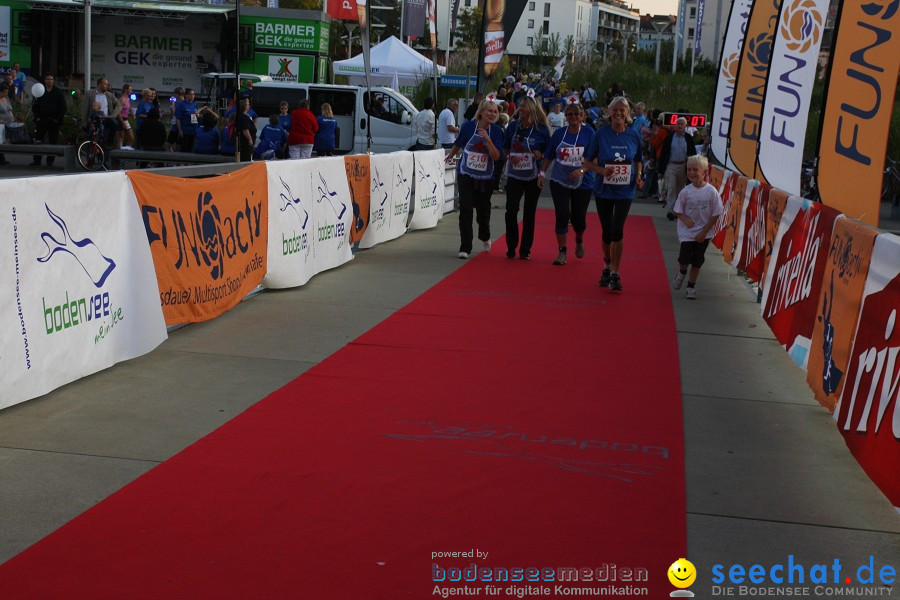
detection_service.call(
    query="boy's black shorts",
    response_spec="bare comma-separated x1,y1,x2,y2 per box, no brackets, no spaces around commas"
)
678,239,711,268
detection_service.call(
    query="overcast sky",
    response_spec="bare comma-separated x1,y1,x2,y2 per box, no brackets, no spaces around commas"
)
628,0,679,16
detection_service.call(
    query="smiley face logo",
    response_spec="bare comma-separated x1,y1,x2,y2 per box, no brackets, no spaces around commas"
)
668,558,697,588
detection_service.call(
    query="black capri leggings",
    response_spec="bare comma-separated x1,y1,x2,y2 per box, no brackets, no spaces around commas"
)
595,196,632,244
549,181,592,235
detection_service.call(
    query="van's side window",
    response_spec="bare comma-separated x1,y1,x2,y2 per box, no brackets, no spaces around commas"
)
364,92,403,124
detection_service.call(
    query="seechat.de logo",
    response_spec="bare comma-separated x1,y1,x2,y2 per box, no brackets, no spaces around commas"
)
781,0,823,53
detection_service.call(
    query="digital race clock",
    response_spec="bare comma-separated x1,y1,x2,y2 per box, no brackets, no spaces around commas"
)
659,112,708,127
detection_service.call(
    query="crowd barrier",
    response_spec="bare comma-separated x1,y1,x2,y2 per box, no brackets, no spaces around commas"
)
0,150,449,411
709,166,899,510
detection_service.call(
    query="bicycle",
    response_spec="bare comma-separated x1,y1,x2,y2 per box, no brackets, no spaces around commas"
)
74,118,109,171
881,156,899,207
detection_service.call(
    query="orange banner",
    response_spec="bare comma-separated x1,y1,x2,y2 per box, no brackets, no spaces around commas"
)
817,1,900,226
728,0,783,181
129,163,269,325
762,188,790,286
711,172,739,250
709,165,725,191
719,176,751,259
345,155,371,244
806,218,877,411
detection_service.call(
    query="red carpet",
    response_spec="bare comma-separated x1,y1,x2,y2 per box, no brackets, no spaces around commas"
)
0,211,685,598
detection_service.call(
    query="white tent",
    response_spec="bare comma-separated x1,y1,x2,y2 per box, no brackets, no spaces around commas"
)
333,36,446,87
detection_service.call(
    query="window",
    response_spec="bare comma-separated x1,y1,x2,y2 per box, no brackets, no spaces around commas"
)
527,36,533,46
688,27,694,37
542,21,549,34
690,7,696,17
363,92,405,123
464,0,471,6
544,3,550,17
529,1,534,10
528,19,534,28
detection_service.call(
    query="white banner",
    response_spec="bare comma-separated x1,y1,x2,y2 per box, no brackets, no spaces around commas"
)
0,172,167,411
710,0,753,169
91,14,221,92
757,0,829,196
264,158,353,289
359,152,413,249
409,150,446,231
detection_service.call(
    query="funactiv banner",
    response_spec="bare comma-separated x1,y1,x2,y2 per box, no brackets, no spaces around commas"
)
345,154,371,244
710,0,754,169
0,172,167,411
757,0,829,196
722,176,757,265
807,218,877,411
408,149,446,231
760,196,841,369
359,152,414,249
816,0,900,227
834,232,900,508
264,158,353,289
727,0,784,180
737,183,771,282
129,164,268,325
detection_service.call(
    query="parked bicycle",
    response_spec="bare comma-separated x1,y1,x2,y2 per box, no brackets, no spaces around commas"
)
882,156,899,207
73,117,111,171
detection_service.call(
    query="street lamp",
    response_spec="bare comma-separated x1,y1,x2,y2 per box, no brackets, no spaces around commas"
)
345,23,358,58
651,19,668,73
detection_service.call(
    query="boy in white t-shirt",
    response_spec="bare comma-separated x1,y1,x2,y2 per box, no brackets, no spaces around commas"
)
671,155,723,299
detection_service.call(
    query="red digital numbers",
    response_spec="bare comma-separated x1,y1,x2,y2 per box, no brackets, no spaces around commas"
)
663,113,707,127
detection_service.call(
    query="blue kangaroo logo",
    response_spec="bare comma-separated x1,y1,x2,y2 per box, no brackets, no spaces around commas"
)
372,165,388,207
317,172,347,220
37,204,116,288
418,160,439,196
278,176,310,229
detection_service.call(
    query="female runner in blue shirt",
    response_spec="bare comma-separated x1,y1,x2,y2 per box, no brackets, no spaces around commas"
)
538,101,595,265
503,96,551,260
445,100,505,258
584,96,644,291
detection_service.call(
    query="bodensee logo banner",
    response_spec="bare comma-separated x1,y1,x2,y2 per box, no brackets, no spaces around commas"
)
757,0,829,195
835,232,900,508
0,172,166,410
710,0,753,169
409,149,446,231
806,218,877,411
129,163,268,325
728,0,784,180
760,197,841,370
264,158,353,289
359,152,413,249
817,0,900,227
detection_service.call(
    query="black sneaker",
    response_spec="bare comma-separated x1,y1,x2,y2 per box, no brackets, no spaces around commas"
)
519,253,531,260
598,267,611,287
506,250,516,259
609,272,622,291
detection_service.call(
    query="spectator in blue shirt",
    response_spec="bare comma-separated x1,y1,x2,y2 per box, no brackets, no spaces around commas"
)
255,114,288,160
175,88,202,152
193,111,220,155
278,101,291,130
219,115,236,157
314,103,338,156
134,88,156,132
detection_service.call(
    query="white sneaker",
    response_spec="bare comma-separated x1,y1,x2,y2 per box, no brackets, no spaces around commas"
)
672,271,686,290
482,240,492,252
458,251,469,259
685,287,697,299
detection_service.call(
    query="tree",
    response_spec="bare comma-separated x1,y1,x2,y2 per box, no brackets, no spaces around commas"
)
455,7,483,49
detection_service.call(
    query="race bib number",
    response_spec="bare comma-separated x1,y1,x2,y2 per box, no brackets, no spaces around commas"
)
558,146,583,167
190,114,198,124
603,162,632,185
509,152,534,171
465,151,489,172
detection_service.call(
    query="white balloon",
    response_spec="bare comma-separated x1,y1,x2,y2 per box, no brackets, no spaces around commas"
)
31,83,45,98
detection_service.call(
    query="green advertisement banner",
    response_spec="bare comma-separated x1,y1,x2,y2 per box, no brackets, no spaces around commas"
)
240,15,329,54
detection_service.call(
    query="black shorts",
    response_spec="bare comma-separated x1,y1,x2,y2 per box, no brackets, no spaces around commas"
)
678,239,711,268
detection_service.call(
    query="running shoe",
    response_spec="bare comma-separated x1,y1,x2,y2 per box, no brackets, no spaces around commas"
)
686,287,697,299
575,240,585,258
482,240,492,252
598,267,611,287
458,251,469,259
609,272,622,291
553,250,567,265
672,271,686,290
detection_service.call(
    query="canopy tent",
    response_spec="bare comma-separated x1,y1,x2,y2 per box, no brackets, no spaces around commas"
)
333,36,446,87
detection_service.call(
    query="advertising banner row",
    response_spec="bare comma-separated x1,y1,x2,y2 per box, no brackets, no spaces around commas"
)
0,150,446,411
709,165,899,508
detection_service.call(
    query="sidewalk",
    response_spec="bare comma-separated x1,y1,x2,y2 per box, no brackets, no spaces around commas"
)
0,188,897,577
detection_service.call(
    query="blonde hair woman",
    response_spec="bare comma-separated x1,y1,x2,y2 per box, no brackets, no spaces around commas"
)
503,96,551,260
445,99,504,258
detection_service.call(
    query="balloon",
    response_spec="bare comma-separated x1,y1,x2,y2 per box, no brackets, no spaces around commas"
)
31,83,45,98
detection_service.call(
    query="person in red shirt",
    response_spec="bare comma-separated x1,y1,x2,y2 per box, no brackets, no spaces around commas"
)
288,98,318,158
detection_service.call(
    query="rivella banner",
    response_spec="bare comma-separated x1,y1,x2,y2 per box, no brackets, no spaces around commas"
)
711,172,743,250
807,218,877,411
757,0,829,196
834,232,900,508
129,164,269,325
408,150,446,231
727,0,784,181
0,172,166,411
710,0,754,169
736,183,771,281
359,152,414,249
760,196,841,370
264,158,353,289
476,0,530,93
90,14,221,92
816,0,900,227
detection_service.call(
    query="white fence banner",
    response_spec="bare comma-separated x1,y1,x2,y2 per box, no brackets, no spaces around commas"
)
409,149,446,231
359,151,413,249
264,158,353,289
0,172,167,410
757,0,829,195
710,0,753,169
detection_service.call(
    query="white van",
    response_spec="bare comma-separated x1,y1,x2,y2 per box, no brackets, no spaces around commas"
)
248,81,419,154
